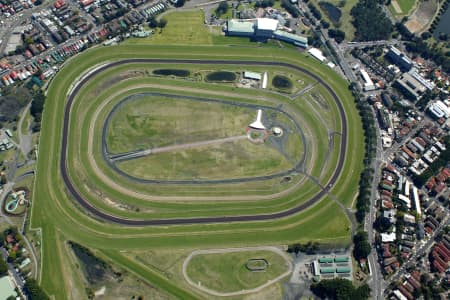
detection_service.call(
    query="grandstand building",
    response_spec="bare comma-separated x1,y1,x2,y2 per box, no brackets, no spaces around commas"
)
225,18,308,48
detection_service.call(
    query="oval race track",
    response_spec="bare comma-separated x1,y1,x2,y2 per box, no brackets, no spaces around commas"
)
61,59,348,226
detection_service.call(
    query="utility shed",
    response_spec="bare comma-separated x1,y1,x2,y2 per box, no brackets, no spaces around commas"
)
320,268,335,274
336,267,351,273
334,257,349,263
243,71,262,80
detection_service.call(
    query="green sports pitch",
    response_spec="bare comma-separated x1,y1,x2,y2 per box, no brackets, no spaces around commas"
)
30,41,363,298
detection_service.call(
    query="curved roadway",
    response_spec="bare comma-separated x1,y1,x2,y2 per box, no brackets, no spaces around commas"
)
61,59,349,226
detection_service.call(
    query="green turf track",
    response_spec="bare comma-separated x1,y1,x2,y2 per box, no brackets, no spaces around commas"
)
31,45,363,299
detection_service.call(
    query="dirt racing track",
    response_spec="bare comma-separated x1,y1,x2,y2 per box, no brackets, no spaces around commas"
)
61,58,349,226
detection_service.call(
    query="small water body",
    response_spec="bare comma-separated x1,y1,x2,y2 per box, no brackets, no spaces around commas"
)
433,5,450,38
319,2,342,24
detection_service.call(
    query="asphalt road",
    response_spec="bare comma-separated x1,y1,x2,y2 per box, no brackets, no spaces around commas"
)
60,58,349,226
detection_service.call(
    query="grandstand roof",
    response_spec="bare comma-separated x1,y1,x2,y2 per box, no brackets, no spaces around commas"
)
227,20,254,34
256,18,278,31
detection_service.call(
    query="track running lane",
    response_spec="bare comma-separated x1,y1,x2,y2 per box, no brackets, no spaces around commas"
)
61,59,349,226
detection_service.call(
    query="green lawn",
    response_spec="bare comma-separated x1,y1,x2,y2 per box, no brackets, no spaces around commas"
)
125,10,213,45
390,0,416,15
186,250,289,293
106,95,255,154
117,138,293,180
29,16,363,299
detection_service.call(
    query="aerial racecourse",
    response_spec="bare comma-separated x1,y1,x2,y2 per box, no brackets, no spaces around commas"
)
31,44,364,298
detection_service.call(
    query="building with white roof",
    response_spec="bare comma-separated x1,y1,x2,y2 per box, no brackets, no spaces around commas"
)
412,186,421,216
428,100,450,119
360,69,375,91
381,232,396,242
403,213,416,224
256,18,279,34
308,48,326,62
243,71,262,80
273,30,308,48
398,194,411,208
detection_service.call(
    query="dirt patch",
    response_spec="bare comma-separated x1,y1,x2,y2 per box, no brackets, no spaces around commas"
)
405,0,438,33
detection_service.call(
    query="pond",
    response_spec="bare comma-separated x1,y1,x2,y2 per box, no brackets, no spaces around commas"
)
153,69,190,77
433,5,450,38
319,2,342,24
205,71,237,82
272,75,293,90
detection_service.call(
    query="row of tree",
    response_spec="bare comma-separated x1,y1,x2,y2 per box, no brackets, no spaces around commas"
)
30,91,46,132
349,83,377,224
308,3,322,20
254,0,275,9
328,29,346,43
24,279,49,300
311,278,371,300
281,0,299,18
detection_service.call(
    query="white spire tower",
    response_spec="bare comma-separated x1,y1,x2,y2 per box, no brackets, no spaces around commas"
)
249,109,265,130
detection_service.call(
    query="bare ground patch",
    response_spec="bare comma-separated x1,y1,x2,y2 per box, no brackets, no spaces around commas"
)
405,0,438,33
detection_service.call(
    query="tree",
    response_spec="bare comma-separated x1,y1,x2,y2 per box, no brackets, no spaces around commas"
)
0,256,8,276
7,251,16,263
321,20,330,29
374,216,392,232
216,1,228,16
148,16,158,28
0,174,6,185
353,231,371,260
30,91,46,128
24,279,50,300
25,37,34,45
158,18,168,28
174,0,185,7
328,28,346,43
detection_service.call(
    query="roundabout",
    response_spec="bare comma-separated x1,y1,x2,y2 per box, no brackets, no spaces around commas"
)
30,44,364,299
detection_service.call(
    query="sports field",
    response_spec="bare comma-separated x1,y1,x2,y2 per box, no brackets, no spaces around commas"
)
29,10,363,300
185,249,290,295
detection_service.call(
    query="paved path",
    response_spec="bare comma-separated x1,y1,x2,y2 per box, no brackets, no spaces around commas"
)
182,246,293,297
17,102,33,158
111,135,247,162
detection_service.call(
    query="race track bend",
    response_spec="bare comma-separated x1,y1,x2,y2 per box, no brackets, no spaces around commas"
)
110,135,247,162
182,246,293,297
61,58,349,226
